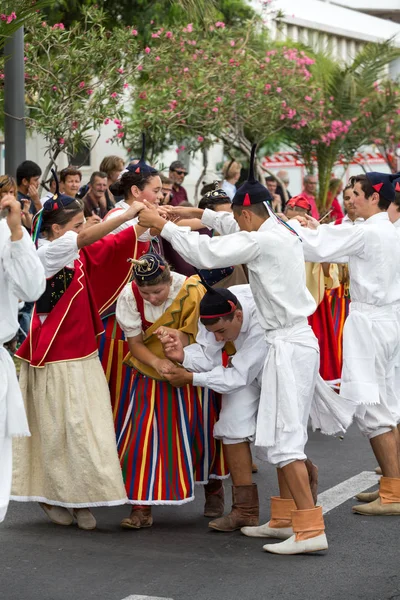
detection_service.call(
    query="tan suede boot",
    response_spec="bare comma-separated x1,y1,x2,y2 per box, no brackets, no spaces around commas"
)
121,507,153,529
241,496,295,539
204,479,225,518
208,484,259,532
263,506,328,555
353,477,400,515
355,490,379,503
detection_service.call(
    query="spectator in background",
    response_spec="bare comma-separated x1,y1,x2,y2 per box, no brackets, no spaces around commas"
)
275,170,291,212
99,155,125,205
60,167,82,198
169,160,188,206
301,173,320,219
41,173,58,205
326,178,344,222
265,175,282,212
160,174,174,205
16,160,42,215
221,159,242,201
0,175,32,231
82,171,110,219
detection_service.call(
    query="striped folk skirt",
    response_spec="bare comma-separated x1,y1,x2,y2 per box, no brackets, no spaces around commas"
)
117,372,228,505
327,285,351,369
98,314,132,441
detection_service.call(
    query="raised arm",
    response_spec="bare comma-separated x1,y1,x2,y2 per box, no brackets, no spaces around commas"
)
77,201,144,249
1,195,45,301
289,218,365,263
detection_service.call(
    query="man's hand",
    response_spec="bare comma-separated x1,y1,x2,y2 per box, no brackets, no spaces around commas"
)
1,194,23,241
28,184,41,210
156,328,185,363
164,367,193,388
304,214,319,230
138,200,167,230
162,205,204,221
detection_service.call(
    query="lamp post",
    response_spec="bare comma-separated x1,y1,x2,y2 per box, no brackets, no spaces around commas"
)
4,27,26,176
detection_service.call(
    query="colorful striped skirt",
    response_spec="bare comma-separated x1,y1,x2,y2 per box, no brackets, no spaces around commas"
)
97,314,132,441
117,372,228,505
327,285,351,369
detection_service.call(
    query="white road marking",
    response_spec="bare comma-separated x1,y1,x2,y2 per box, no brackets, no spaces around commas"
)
318,471,380,514
121,596,174,600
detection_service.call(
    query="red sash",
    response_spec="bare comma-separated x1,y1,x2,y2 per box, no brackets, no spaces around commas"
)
131,282,153,331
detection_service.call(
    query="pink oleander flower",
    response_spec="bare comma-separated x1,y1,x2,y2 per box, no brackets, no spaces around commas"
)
215,96,222,102
155,56,160,61
123,83,129,89
105,139,110,144
117,132,124,138
131,29,138,36
305,95,312,101
117,67,124,74
138,65,143,71
6,12,17,24
166,31,173,38
110,92,118,98
276,87,282,93
264,83,271,91
104,118,110,125
59,138,65,145
183,67,189,72
72,121,78,130
215,21,225,28
139,91,147,99
145,47,151,54
79,81,85,89
212,107,218,112
230,40,235,47
52,85,58,91
197,136,204,142
87,89,93,95
41,21,47,27
114,118,121,125
187,23,193,33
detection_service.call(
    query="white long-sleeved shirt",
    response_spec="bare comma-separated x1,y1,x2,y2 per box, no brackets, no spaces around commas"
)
182,285,267,394
0,220,46,345
291,212,400,306
160,209,316,332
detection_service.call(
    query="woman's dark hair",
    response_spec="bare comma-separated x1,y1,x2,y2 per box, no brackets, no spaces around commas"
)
109,170,159,199
350,174,390,210
198,195,231,211
41,198,84,237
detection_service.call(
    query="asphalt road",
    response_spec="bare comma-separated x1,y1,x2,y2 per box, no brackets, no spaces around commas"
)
1,424,400,600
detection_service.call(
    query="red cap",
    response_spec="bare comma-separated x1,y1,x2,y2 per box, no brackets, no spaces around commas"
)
286,194,311,212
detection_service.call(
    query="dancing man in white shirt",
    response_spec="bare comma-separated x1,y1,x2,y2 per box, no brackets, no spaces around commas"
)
292,172,400,516
0,193,45,523
159,284,267,532
138,146,353,555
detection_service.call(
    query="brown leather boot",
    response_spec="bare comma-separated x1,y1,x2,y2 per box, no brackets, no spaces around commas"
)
208,484,259,532
120,507,153,529
204,479,225,518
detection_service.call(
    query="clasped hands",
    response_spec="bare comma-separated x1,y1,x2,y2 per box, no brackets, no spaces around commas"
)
153,327,193,387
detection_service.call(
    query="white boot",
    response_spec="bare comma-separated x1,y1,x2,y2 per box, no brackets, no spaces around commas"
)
241,520,293,540
263,533,328,555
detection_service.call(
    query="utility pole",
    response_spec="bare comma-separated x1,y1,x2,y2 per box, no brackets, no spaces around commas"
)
4,27,26,176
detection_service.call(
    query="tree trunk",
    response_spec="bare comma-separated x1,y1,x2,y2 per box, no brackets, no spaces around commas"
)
194,147,208,205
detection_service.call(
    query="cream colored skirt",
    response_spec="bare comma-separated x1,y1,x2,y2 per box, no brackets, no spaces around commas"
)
11,353,127,507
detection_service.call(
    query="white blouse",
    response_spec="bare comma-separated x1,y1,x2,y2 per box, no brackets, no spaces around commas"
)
37,231,79,278
116,271,187,338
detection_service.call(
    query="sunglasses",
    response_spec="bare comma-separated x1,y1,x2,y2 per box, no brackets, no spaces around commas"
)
173,170,187,176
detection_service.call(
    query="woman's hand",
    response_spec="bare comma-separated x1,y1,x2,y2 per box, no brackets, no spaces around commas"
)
156,328,185,363
152,357,177,378
124,201,146,221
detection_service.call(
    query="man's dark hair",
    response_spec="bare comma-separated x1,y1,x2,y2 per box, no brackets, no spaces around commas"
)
60,167,82,183
200,300,242,326
16,160,42,186
233,202,269,218
89,171,107,185
265,175,276,183
350,174,390,210
394,191,400,211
